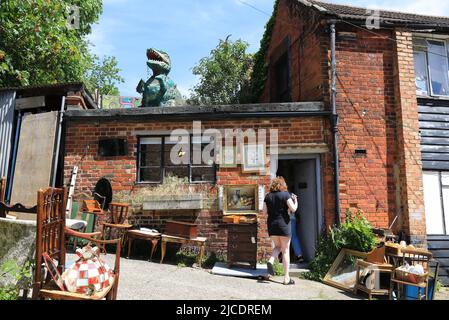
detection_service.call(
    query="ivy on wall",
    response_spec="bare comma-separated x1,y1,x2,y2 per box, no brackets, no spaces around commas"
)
245,0,279,103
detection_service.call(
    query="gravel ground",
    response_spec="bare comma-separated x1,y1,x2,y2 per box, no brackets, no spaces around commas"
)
68,254,359,300
66,254,449,300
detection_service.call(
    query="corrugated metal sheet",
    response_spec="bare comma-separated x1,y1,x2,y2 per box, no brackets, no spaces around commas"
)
0,90,16,178
419,98,449,170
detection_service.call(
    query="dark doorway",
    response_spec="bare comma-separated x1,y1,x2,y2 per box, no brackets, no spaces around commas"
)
276,157,322,262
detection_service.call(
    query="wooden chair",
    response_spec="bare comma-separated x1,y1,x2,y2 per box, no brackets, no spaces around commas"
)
102,202,132,249
32,187,122,300
389,247,433,300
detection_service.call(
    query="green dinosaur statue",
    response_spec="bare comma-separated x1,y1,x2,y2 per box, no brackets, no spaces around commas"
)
136,48,183,107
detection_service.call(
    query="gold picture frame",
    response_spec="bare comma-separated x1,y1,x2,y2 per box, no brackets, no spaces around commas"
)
223,185,259,215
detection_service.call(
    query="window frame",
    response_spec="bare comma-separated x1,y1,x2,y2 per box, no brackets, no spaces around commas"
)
136,135,217,185
414,37,449,98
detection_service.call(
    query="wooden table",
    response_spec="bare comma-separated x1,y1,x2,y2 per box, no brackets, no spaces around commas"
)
160,234,207,267
125,230,161,261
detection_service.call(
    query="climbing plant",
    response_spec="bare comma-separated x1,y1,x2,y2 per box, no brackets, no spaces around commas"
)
243,0,279,103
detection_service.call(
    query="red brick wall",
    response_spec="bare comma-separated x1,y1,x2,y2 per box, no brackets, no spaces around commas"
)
259,0,427,243
64,117,327,258
260,0,327,103
334,26,397,229
392,30,426,246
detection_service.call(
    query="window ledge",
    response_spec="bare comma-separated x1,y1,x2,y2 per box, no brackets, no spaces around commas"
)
417,95,449,101
142,194,205,210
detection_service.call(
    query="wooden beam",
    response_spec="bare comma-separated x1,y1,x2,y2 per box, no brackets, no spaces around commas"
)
15,96,46,110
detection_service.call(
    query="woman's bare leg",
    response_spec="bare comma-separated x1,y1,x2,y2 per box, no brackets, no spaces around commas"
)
269,236,282,264
280,236,292,284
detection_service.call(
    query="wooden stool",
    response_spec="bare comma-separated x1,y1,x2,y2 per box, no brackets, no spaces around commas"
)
126,230,161,261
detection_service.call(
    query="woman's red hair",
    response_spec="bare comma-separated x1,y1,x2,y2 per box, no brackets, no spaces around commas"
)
270,177,288,192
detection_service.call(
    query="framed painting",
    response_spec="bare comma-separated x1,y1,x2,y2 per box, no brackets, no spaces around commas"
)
219,146,238,168
242,143,266,173
223,185,258,215
323,248,370,292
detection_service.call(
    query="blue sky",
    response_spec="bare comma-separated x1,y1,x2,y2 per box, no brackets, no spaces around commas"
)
89,0,449,97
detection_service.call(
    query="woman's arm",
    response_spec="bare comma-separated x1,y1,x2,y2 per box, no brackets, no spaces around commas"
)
287,196,298,214
262,202,268,215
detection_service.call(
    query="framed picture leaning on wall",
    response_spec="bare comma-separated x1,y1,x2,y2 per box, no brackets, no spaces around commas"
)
223,185,258,215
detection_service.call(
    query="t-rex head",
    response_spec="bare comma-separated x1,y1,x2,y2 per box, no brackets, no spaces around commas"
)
146,48,171,75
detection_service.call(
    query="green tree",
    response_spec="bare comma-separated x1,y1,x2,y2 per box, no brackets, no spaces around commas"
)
0,0,123,95
84,55,124,96
188,37,253,105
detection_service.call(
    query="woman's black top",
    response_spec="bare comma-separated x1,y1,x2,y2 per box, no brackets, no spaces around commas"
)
264,191,292,237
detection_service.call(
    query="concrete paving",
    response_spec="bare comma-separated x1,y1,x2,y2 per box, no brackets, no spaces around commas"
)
67,254,359,300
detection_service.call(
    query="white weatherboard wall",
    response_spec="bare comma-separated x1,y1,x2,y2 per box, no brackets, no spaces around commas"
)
10,111,58,206
423,171,449,235
0,91,16,178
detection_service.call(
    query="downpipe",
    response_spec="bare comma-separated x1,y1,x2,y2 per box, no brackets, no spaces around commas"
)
329,20,341,227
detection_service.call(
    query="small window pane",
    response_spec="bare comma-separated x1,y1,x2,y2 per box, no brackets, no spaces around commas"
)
192,136,216,166
164,142,189,166
414,51,429,96
140,167,161,182
427,40,449,96
191,167,215,182
140,137,162,145
165,166,189,179
140,144,161,167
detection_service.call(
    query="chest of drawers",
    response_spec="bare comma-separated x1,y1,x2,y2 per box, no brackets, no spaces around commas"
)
227,223,258,269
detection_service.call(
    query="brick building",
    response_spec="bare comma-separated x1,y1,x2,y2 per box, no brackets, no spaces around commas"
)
63,0,449,282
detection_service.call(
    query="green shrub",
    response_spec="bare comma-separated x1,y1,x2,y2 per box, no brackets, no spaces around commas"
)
273,261,284,276
0,260,32,300
302,209,377,282
174,246,226,269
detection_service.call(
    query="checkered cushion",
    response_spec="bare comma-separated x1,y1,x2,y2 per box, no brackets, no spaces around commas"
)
62,246,114,294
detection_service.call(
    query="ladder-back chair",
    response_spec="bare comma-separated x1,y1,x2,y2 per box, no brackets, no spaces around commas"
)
32,187,122,300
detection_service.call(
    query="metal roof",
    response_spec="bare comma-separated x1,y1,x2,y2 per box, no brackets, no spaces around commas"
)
0,82,97,109
299,0,449,30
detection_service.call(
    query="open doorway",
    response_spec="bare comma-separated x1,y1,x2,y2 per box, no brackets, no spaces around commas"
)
275,155,323,262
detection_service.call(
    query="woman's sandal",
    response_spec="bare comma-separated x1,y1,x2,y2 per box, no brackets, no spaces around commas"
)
283,279,295,286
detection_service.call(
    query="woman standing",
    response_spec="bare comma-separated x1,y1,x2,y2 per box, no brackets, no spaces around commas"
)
262,177,298,285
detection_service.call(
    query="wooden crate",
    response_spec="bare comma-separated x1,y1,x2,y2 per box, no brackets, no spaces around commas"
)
395,269,428,285
165,220,198,239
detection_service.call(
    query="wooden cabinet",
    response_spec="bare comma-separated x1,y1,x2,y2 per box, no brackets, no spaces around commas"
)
227,223,258,269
